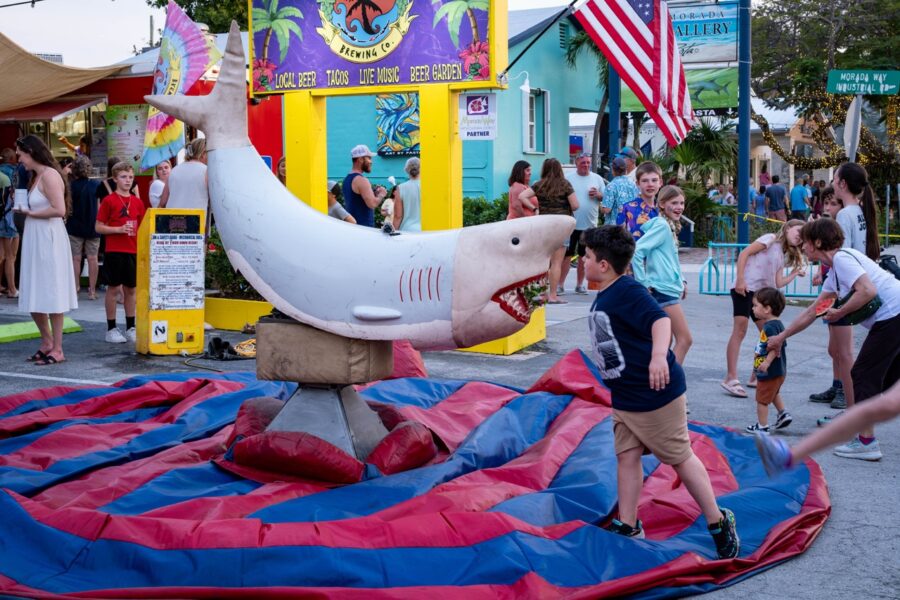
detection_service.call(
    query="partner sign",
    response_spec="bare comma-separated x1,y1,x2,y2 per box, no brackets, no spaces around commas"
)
249,0,500,94
458,93,497,140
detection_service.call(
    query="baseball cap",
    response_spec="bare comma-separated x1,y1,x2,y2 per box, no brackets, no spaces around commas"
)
350,144,376,158
610,157,628,172
615,146,638,160
327,180,337,190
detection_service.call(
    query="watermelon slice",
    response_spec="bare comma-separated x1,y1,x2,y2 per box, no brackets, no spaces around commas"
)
814,297,835,317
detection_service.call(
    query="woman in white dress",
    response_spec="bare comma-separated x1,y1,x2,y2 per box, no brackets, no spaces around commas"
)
14,135,78,365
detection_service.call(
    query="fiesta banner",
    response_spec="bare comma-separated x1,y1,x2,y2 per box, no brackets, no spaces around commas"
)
249,0,498,93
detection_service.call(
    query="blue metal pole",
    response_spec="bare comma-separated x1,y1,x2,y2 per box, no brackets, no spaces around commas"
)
736,0,751,244
608,67,621,160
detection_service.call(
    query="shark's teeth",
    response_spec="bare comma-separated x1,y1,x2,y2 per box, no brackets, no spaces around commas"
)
491,273,549,324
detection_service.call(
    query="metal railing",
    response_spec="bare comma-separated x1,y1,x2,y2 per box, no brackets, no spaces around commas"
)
698,243,823,298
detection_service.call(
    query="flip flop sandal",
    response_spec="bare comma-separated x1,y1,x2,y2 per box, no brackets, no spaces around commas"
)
720,379,748,398
35,355,64,366
26,350,48,363
546,299,568,304
746,380,757,388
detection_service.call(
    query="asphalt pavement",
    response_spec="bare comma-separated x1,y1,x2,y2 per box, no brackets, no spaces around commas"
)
0,252,898,599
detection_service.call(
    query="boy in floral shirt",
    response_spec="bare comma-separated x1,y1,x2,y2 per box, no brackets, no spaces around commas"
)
617,161,662,240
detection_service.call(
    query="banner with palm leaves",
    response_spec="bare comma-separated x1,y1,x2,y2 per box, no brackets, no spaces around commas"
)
250,0,494,94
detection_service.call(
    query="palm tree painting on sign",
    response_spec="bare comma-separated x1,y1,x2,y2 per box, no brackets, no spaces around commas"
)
431,0,490,80
251,0,304,91
331,0,407,46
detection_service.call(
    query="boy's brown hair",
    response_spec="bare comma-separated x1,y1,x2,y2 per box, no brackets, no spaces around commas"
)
754,287,786,317
111,161,134,178
635,161,662,181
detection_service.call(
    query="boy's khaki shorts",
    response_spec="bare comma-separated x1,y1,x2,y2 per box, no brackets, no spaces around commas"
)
755,376,785,406
612,394,692,465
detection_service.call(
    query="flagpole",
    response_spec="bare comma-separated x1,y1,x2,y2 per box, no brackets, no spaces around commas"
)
737,0,751,244
608,68,621,161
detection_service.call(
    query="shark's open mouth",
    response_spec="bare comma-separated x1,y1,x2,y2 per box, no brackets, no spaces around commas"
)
491,273,550,324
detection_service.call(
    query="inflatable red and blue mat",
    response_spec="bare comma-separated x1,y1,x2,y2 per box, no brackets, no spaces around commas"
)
0,350,828,598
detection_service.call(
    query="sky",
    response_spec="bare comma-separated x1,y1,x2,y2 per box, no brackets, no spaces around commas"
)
1,0,567,68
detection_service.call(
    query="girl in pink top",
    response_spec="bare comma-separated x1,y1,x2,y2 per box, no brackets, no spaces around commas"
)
721,219,806,397
506,160,537,219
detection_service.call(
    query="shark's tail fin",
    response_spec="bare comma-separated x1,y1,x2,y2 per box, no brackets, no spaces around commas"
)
144,21,249,151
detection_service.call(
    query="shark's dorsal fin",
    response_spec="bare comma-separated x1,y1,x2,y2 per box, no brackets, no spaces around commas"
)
144,21,249,151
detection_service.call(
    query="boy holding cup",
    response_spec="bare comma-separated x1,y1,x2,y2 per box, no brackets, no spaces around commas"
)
95,162,144,343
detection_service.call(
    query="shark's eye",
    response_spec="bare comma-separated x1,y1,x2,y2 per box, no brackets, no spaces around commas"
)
511,237,520,246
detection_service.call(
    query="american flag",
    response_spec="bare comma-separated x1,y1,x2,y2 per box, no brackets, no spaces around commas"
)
574,0,695,146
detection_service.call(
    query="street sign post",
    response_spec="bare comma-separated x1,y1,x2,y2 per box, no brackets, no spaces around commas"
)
827,70,899,95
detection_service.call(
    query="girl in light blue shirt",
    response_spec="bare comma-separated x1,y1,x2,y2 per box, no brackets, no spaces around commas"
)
632,185,692,364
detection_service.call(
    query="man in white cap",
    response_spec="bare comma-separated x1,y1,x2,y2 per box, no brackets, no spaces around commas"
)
616,147,640,183
342,144,386,227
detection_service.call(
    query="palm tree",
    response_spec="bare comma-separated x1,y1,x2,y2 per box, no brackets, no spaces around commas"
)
654,117,737,185
564,31,608,172
349,0,385,35
252,0,303,64
432,0,489,47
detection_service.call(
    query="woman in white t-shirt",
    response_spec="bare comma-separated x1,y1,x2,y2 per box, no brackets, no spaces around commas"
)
767,219,900,461
148,159,171,208
159,138,209,212
721,219,806,397
808,164,881,415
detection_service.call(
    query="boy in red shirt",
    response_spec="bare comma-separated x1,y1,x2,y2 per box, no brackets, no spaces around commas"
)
95,162,145,343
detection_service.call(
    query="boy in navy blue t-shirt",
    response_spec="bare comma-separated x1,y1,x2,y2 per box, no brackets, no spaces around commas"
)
583,225,740,559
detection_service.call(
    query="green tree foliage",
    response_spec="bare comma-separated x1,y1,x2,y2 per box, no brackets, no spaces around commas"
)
752,0,898,111
145,0,248,32
751,0,899,181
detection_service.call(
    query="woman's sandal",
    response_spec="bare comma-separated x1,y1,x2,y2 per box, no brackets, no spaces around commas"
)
720,379,748,398
35,355,65,366
26,350,48,363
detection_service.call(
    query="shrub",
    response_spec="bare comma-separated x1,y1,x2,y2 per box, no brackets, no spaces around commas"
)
205,227,265,301
463,193,508,226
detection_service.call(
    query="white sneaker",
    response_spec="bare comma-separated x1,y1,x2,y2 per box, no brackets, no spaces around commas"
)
125,327,136,343
556,285,566,295
105,328,127,344
834,437,882,461
574,285,588,295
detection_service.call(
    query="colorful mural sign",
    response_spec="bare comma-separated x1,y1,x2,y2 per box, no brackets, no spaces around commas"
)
376,92,420,155
250,0,495,93
107,104,152,176
621,1,737,113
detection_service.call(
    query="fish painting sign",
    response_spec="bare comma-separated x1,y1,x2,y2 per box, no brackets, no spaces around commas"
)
249,0,502,94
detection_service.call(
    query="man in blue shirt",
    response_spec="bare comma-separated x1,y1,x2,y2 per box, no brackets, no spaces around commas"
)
342,145,387,227
764,175,788,221
789,177,810,220
600,157,638,226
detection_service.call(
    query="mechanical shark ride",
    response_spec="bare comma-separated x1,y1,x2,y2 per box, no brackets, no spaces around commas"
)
146,23,574,350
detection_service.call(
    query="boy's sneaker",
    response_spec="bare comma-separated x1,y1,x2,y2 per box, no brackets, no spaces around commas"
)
817,411,843,427
829,388,847,409
125,327,137,343
708,508,740,559
745,422,769,433
105,328,127,344
574,285,588,294
809,386,836,403
774,410,793,430
605,518,645,539
754,431,792,477
834,437,882,461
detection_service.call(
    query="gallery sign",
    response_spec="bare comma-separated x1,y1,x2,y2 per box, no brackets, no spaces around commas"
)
249,0,500,94
458,93,496,140
622,1,738,113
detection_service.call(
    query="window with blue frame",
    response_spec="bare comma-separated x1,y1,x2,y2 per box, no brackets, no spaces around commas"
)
523,89,550,154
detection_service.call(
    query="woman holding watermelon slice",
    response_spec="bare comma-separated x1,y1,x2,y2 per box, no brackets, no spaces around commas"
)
765,218,900,461
721,220,807,398
808,164,881,415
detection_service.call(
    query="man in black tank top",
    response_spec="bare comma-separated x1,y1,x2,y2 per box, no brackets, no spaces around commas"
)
342,144,386,227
